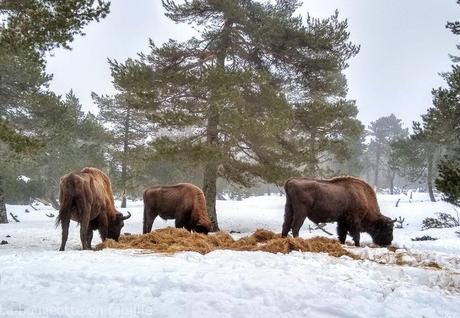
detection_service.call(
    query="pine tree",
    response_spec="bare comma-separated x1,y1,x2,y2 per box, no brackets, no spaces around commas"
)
1,92,105,210
334,130,367,177
430,0,460,205
16,92,108,209
284,98,363,177
392,66,458,202
431,68,460,203
436,154,460,207
367,114,408,192
93,93,153,207
0,0,110,223
109,0,358,230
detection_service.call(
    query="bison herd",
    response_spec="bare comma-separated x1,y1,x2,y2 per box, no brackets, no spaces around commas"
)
56,167,395,251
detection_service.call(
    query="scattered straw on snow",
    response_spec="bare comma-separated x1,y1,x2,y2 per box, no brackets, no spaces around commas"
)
97,227,459,275
96,227,358,259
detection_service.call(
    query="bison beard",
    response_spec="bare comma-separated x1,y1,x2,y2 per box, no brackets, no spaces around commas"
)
281,176,395,246
56,167,131,251
143,183,213,234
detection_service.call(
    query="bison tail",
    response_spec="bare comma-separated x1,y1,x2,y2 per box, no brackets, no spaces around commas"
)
55,174,77,228
281,191,294,237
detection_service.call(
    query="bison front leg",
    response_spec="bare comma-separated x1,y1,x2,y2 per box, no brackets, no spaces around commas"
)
175,211,188,230
86,219,98,249
349,225,361,247
96,213,108,242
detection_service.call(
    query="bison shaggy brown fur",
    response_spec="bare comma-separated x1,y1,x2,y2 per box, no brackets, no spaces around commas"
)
282,176,394,246
56,167,131,251
143,183,213,234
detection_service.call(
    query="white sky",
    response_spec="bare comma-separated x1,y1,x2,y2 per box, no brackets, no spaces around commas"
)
45,0,460,129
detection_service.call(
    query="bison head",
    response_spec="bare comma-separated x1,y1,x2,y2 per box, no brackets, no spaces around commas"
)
107,211,132,241
369,216,394,246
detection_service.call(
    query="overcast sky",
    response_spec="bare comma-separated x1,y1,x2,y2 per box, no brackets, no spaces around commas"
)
45,0,460,129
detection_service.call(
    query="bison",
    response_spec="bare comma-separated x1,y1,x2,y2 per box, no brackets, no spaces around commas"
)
56,167,131,251
143,183,213,234
282,176,395,246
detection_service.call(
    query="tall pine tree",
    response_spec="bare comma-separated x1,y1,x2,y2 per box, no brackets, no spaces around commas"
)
432,67,460,204
284,98,363,177
0,0,110,222
109,0,358,230
16,91,107,209
367,114,408,193
432,1,460,206
93,93,153,207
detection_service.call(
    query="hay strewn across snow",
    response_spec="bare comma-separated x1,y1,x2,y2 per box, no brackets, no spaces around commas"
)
96,227,357,259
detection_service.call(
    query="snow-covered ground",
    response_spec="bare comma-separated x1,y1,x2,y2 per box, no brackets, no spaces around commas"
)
0,192,459,317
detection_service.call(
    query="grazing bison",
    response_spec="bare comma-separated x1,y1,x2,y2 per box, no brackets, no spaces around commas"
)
143,183,213,234
282,176,395,246
56,167,131,251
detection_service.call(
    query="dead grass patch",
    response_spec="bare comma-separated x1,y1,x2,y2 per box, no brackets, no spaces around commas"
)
96,227,357,259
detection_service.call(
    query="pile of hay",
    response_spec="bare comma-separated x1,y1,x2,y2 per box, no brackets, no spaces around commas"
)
96,227,357,259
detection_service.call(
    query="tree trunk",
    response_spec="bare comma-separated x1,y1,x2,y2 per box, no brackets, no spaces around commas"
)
389,170,395,195
0,174,8,224
121,190,127,209
121,106,131,209
374,143,381,188
47,191,61,210
202,102,220,231
203,160,219,231
308,130,317,176
201,19,233,231
427,152,436,202
365,165,371,185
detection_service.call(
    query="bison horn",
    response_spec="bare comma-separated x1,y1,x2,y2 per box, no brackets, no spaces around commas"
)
122,211,132,220
390,218,397,223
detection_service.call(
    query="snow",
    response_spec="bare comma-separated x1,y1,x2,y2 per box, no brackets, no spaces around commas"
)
16,175,30,183
0,193,459,317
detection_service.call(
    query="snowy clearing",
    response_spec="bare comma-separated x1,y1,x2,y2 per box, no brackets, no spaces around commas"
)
0,192,459,317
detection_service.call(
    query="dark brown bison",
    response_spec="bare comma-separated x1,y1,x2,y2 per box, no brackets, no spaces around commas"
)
282,176,395,246
143,183,213,234
56,167,131,251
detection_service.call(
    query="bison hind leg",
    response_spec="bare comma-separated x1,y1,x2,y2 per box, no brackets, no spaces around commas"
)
291,215,307,238
337,220,348,244
281,195,294,237
59,218,70,251
143,207,157,234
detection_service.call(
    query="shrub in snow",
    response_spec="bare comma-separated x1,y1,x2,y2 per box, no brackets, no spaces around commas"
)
421,212,460,230
394,216,405,229
411,236,438,241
